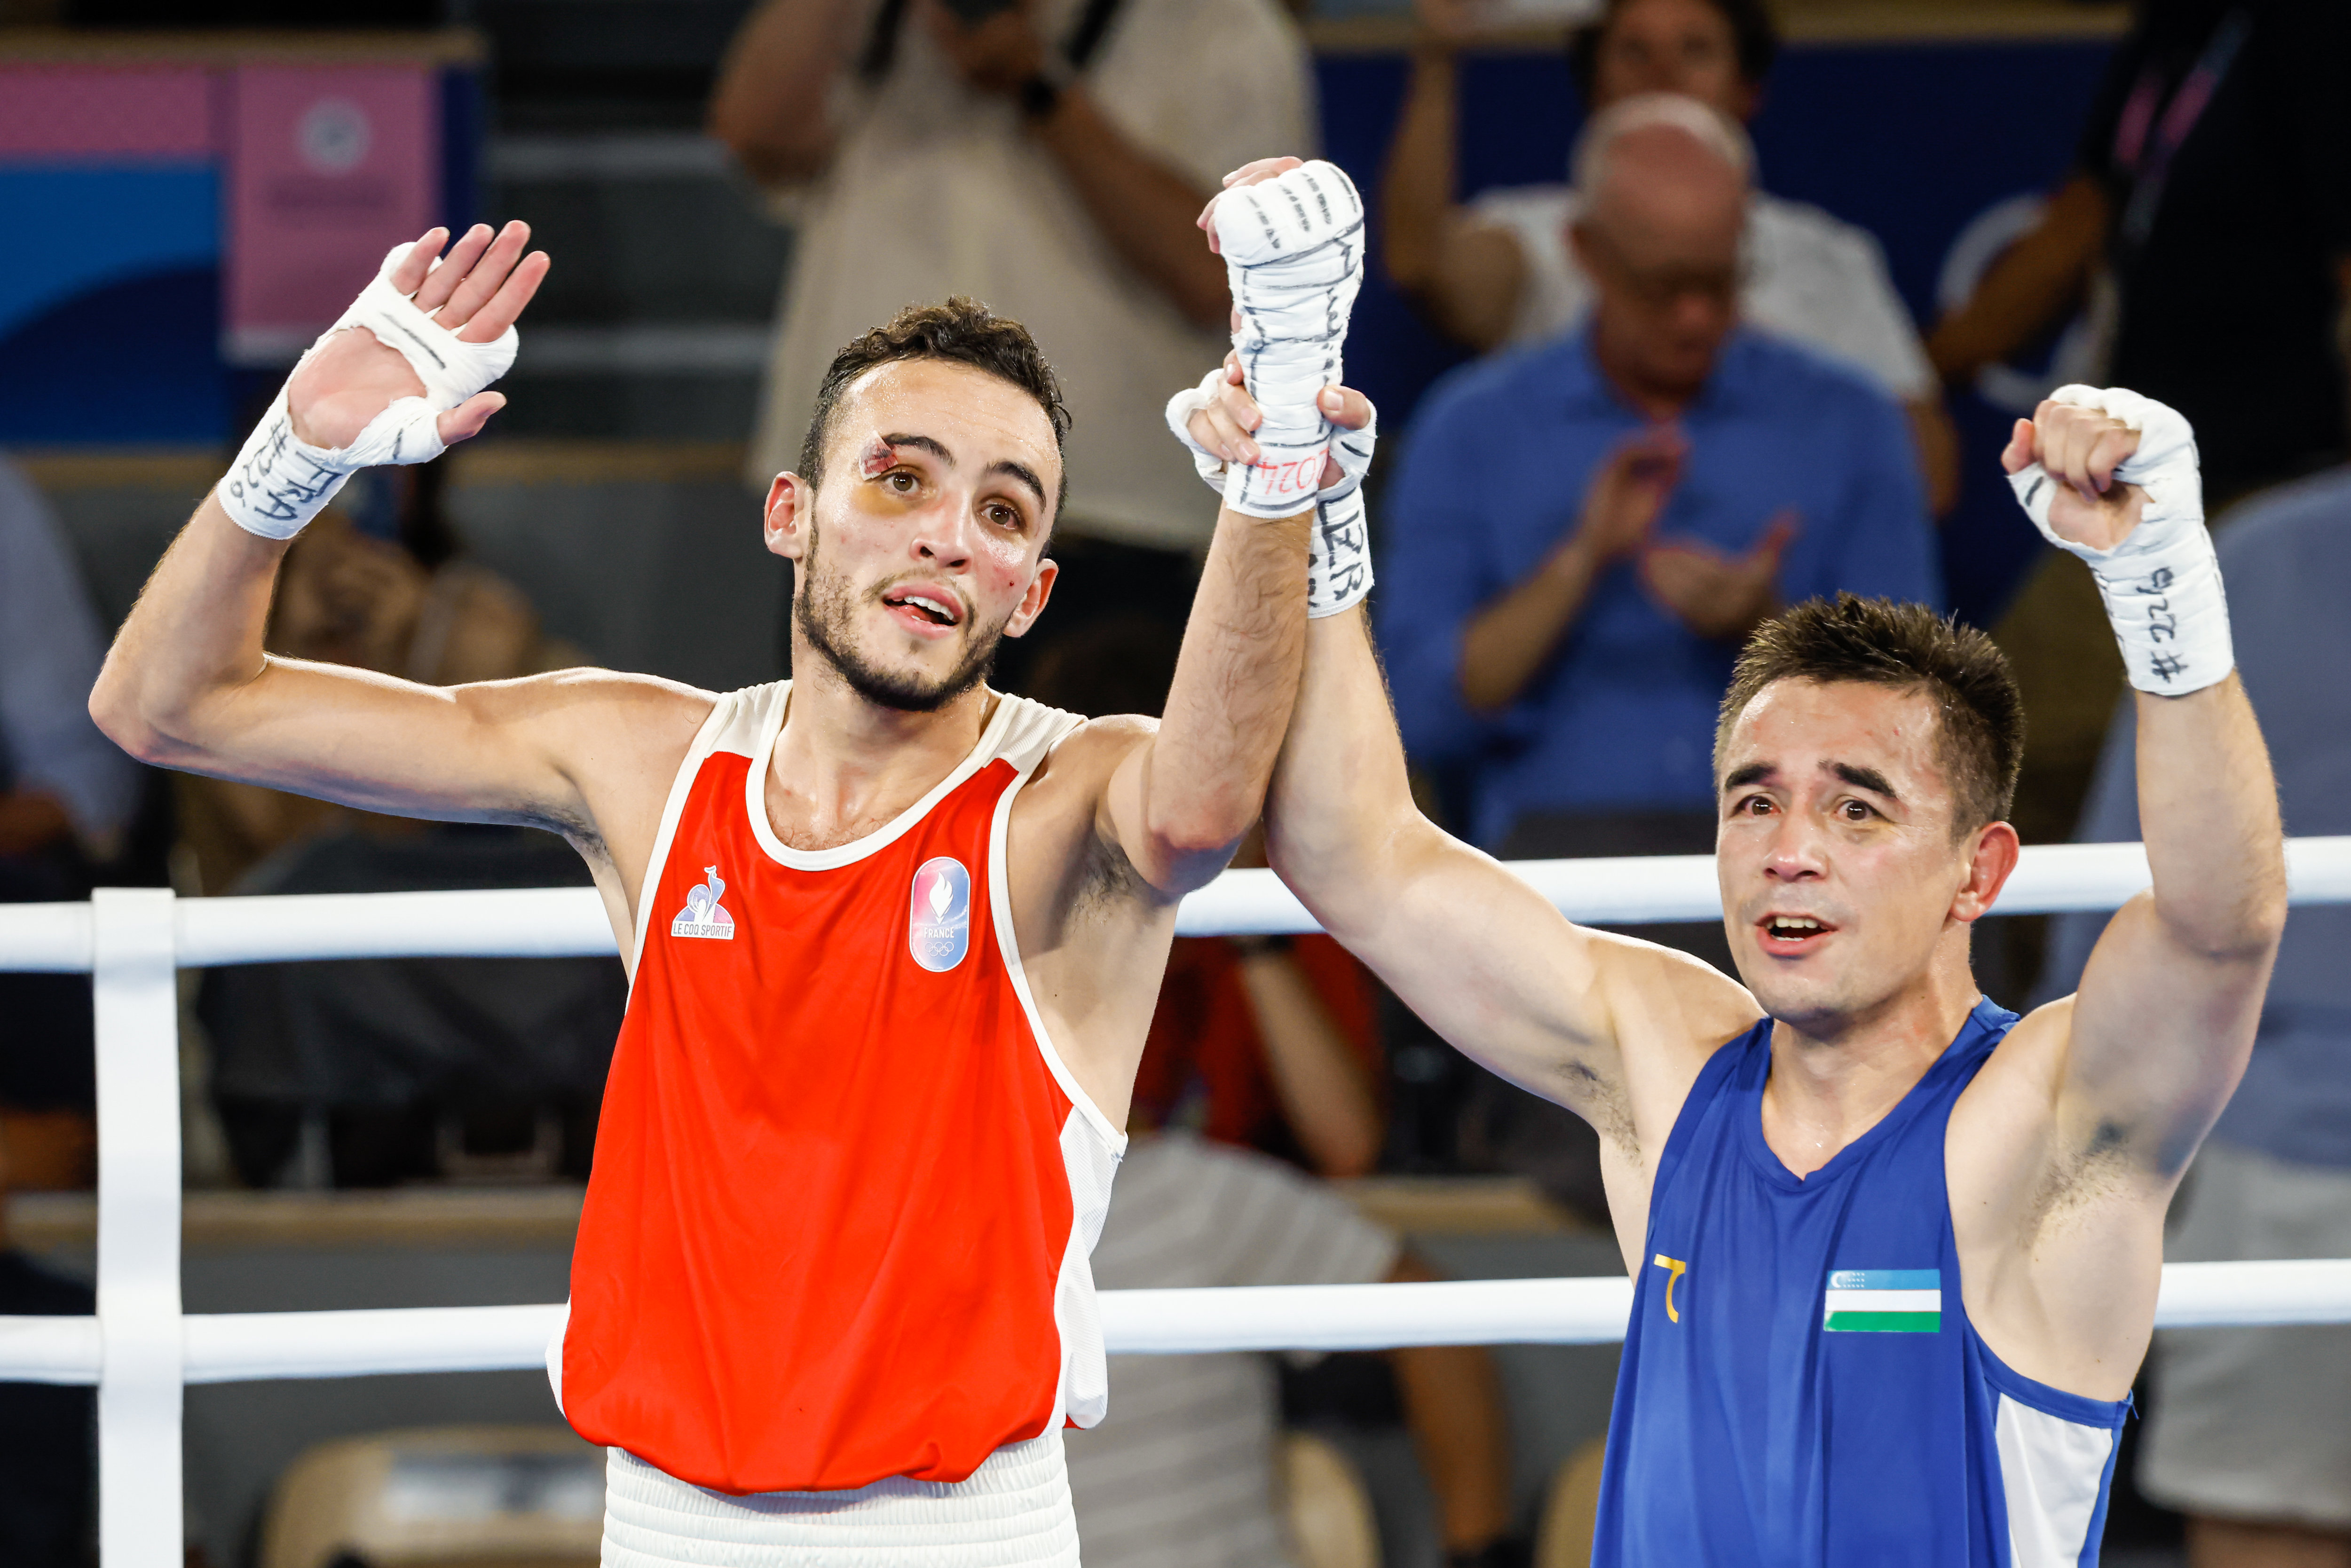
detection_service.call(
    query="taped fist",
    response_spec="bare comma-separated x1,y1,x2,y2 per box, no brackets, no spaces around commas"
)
1196,158,1368,520
1168,355,1378,619
2003,386,2230,695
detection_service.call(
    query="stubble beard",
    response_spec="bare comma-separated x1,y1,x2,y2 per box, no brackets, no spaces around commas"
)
794,524,1005,714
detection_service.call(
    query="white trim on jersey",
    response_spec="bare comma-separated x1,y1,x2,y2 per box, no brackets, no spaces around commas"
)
624,692,736,981
1995,1391,2118,1568
983,723,1128,1156
744,683,1024,871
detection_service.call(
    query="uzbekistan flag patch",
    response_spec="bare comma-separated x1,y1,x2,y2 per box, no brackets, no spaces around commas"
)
1823,1269,1941,1333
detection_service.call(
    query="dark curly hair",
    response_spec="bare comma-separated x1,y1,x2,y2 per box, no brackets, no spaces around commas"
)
797,297,1073,516
1716,595,2025,837
1569,0,1781,102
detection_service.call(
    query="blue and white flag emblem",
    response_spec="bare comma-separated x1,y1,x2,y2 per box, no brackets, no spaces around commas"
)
908,856,972,972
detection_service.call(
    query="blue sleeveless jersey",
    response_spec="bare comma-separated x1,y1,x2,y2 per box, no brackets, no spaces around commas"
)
1594,998,2130,1567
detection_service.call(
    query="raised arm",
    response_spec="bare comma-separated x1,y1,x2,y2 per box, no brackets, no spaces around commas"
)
707,0,873,185
1925,174,2106,390
89,226,704,892
2004,397,2287,1175
915,5,1244,331
1189,159,1756,1161
1098,501,1312,897
1264,602,1758,1153
1381,12,1530,353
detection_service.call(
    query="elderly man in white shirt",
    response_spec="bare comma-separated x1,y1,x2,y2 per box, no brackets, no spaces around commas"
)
713,0,1316,662
1383,0,1959,513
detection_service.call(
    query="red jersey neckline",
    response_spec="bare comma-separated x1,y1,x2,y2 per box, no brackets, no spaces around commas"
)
742,684,1026,873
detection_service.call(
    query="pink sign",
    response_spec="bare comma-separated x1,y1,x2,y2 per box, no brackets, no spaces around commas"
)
227,64,438,364
0,66,213,158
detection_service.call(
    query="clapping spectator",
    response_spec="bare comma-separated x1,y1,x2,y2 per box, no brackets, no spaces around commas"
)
1380,95,1938,899
1384,0,1958,512
712,0,1316,681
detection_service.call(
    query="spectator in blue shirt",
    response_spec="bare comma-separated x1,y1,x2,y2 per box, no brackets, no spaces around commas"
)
2035,468,2351,1565
1379,94,1941,874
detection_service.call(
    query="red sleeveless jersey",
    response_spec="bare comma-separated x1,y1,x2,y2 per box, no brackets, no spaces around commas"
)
556,684,1123,1495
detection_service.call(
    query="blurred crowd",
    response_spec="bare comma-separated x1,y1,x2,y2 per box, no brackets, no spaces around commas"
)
4,0,2351,1563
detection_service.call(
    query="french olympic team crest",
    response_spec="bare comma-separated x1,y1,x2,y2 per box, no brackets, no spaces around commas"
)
671,866,735,940
908,856,973,972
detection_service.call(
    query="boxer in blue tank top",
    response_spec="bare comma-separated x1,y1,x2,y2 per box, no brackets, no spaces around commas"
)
1231,313,2289,1561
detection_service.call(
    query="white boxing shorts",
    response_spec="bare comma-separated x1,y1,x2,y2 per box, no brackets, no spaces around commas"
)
601,1431,1081,1568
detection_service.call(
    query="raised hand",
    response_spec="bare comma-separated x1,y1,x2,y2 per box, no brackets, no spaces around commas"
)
1641,508,1797,642
1196,157,1307,253
1575,425,1687,563
288,221,550,451
1184,351,1371,489
2000,399,2146,552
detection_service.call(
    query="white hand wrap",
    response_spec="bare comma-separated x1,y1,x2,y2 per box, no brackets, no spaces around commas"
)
2006,384,2233,695
1210,161,1367,520
219,244,521,540
1165,368,1377,619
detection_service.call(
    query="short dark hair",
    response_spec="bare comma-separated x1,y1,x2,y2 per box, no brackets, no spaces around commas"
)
1568,0,1781,101
1716,595,2025,837
797,297,1073,516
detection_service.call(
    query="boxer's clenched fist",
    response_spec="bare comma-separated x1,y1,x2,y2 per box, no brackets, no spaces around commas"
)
1169,353,1379,619
2000,399,2148,553
1192,157,1367,520
1180,351,1372,491
2003,386,2229,695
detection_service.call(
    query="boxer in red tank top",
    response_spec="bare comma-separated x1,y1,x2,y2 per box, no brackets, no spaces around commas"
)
95,215,1378,1564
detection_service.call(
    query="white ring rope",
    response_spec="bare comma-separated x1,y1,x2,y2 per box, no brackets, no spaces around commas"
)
4,838,2350,970
6,1259,2351,1386
7,838,2351,1568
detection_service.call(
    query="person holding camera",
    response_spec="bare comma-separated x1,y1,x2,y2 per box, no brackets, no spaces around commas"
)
712,0,1316,680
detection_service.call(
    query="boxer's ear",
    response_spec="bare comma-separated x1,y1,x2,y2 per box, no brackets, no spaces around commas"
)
1002,557,1058,640
765,472,814,561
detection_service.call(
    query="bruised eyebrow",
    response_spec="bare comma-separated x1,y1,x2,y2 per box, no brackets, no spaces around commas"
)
875,433,1046,510
1830,761,1900,801
874,432,952,467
